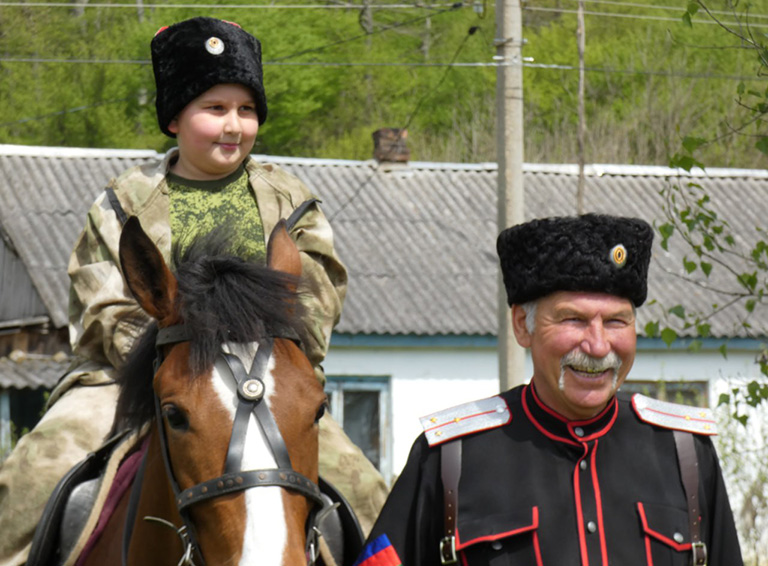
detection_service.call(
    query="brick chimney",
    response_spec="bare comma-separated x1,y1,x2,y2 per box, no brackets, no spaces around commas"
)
372,128,410,164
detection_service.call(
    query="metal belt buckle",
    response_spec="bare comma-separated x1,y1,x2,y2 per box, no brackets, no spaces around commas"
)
439,536,457,565
692,541,707,566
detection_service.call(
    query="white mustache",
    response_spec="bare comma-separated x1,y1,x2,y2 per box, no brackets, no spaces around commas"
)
559,350,622,391
561,350,622,373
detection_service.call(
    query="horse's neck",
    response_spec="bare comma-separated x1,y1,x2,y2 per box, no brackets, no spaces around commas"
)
125,427,188,566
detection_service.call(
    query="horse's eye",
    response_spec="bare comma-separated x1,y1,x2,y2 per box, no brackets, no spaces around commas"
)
162,404,189,431
315,402,327,423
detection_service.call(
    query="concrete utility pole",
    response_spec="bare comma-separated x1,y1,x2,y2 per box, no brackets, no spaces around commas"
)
496,0,527,391
576,0,586,214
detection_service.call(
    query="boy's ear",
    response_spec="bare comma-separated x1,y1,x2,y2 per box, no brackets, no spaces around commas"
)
167,118,179,135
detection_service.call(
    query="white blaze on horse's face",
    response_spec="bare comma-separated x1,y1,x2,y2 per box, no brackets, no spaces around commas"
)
212,342,287,566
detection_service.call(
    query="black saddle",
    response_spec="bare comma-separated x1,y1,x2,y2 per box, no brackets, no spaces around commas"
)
27,432,128,566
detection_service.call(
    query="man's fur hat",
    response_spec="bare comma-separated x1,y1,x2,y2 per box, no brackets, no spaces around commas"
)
151,17,268,137
496,214,654,306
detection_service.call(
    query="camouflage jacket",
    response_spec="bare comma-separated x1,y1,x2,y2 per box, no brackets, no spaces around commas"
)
56,149,347,403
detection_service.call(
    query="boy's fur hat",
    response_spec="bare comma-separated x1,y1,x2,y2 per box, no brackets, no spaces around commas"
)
496,214,653,307
151,17,267,137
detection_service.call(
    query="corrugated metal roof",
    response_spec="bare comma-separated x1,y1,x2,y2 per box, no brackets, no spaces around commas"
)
1,144,766,339
0,241,48,322
0,353,70,390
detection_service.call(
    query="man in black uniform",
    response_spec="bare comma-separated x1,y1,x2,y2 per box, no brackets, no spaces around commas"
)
354,214,742,566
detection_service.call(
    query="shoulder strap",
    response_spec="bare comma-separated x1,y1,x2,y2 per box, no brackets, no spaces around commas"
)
439,440,462,565
105,186,129,226
285,198,320,231
673,430,708,565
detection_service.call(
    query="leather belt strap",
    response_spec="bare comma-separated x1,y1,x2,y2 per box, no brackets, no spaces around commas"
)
673,430,707,566
440,440,462,565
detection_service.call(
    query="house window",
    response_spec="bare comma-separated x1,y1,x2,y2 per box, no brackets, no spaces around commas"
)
0,388,47,463
619,380,709,407
325,376,391,483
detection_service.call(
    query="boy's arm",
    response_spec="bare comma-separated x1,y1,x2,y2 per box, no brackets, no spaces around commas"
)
288,199,347,377
68,193,151,369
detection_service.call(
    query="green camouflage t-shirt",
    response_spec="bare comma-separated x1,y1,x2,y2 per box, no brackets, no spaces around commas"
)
167,165,266,261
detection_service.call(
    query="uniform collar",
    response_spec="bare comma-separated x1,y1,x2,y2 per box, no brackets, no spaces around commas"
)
521,383,619,445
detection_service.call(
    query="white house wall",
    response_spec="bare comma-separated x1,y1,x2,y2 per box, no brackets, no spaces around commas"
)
325,338,763,479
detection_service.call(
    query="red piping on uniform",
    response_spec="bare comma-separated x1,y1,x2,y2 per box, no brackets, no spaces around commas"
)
643,532,653,566
523,386,581,446
530,384,572,422
637,502,693,552
525,385,618,444
590,440,609,566
455,507,539,550
574,444,590,566
533,530,544,566
568,399,618,442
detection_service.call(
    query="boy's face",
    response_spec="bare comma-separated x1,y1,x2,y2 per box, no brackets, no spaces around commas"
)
168,83,260,180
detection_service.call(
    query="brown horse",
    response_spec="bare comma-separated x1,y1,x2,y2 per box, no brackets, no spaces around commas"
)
78,217,328,565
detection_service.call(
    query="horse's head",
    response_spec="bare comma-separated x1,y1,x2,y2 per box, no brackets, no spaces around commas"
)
117,217,327,565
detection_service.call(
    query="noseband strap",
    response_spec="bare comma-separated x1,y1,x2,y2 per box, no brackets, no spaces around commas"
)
177,468,323,511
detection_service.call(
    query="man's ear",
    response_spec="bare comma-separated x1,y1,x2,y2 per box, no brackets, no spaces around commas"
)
511,304,532,348
167,118,179,135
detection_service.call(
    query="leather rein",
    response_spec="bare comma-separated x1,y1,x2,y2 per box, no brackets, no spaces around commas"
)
123,324,326,566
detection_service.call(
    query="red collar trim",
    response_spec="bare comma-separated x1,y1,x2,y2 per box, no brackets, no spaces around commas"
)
523,384,618,444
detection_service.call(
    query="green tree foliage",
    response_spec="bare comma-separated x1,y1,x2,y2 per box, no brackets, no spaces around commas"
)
651,0,768,422
523,0,762,165
0,0,765,165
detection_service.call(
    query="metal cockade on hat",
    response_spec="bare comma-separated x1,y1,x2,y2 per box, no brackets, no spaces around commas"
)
205,36,224,55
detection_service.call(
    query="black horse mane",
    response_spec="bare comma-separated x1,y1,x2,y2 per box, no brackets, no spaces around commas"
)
112,227,306,434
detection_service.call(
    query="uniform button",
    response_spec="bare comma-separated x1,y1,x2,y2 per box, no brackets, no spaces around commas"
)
491,541,503,551
574,427,585,437
580,460,588,471
673,532,684,543
587,521,597,533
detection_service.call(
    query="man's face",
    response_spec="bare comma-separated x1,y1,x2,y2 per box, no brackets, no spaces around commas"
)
512,290,637,420
168,83,260,180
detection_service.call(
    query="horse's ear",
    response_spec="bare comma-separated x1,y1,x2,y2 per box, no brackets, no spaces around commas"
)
119,216,178,323
266,219,302,279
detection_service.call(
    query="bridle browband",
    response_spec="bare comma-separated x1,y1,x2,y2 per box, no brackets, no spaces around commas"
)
124,323,326,565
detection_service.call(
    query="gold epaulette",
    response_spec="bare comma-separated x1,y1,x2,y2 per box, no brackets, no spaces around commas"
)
420,396,512,447
631,393,717,435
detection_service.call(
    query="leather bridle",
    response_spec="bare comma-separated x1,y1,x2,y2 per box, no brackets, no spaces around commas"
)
124,323,327,566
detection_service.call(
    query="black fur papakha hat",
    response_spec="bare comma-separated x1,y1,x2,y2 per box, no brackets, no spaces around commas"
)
497,214,653,307
151,17,268,137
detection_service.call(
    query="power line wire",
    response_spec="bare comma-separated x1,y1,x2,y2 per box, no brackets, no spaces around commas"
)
0,1,459,8
0,2,465,65
5,0,768,21
562,0,768,21
0,58,762,81
271,1,464,62
329,25,479,221
523,5,768,29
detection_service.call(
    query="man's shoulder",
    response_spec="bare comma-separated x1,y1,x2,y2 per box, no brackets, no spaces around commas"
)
626,393,718,435
419,394,513,447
